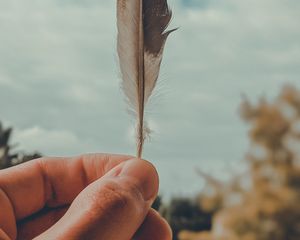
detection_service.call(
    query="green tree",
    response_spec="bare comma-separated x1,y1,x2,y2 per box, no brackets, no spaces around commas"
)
0,122,41,169
162,197,213,240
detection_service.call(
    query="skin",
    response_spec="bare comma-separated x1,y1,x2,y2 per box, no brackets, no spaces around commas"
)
0,154,172,240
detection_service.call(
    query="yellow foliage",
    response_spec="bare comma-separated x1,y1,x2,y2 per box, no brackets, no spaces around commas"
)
179,85,300,240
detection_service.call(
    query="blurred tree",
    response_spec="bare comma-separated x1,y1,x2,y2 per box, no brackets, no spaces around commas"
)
0,122,41,169
162,197,213,240
179,85,300,240
152,195,163,211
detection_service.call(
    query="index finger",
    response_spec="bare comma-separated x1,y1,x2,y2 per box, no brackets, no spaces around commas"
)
0,153,133,220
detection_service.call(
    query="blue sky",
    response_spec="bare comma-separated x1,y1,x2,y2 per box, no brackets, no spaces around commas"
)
0,0,299,197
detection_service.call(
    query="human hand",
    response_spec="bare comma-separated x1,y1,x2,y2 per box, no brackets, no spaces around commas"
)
0,154,172,240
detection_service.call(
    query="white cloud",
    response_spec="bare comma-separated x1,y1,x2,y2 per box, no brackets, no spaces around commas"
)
14,126,85,156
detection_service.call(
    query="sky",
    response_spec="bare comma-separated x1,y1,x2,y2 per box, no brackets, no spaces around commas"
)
0,0,300,198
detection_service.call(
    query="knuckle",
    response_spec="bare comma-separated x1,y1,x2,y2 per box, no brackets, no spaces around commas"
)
88,181,138,217
100,181,130,208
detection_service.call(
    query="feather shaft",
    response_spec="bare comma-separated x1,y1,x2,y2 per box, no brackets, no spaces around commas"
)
137,0,145,158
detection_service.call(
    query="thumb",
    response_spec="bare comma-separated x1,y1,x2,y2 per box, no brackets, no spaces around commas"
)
35,159,159,240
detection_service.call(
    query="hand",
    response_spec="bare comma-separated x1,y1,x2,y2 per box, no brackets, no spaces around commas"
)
0,154,172,240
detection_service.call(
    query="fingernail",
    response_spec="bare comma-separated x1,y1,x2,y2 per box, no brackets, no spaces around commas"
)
118,159,159,202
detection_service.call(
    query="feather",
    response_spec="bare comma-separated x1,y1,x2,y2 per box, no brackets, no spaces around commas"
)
117,0,176,158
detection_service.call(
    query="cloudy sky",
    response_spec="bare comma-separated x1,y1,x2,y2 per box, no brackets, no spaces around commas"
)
0,0,300,197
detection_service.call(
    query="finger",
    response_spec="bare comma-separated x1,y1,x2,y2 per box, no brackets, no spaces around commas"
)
35,159,159,240
17,206,69,240
0,153,132,221
0,187,16,239
134,209,172,240
0,228,10,240
17,205,172,240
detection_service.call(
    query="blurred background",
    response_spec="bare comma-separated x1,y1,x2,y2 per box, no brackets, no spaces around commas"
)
0,0,299,239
